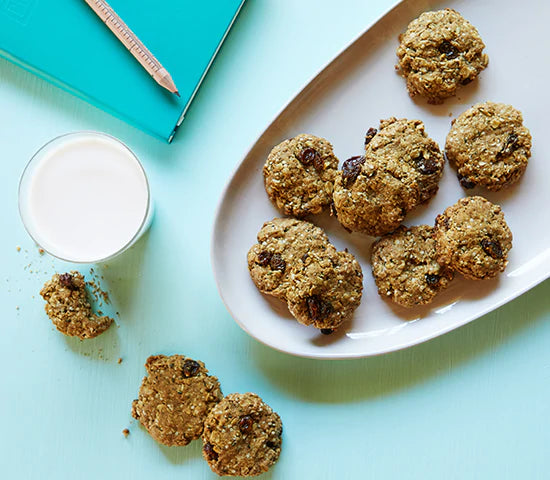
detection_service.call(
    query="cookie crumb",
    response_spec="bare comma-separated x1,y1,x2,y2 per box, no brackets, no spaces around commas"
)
122,428,130,438
38,248,45,255
16,246,21,252
86,277,111,305
118,357,123,364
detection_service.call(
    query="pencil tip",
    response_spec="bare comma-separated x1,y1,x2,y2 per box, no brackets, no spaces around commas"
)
175,91,180,97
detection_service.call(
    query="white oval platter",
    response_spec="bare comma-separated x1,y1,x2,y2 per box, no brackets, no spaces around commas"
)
212,0,550,358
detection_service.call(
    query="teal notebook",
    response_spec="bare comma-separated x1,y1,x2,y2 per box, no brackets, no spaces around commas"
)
0,0,244,142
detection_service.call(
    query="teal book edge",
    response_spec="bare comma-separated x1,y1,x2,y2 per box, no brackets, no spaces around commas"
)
0,0,245,142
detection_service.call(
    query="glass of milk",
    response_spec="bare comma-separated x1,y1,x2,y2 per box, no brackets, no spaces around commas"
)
19,131,153,263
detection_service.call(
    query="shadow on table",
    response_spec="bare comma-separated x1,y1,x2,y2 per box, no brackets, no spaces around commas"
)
63,321,121,361
96,228,151,325
63,229,150,359
156,434,203,466
252,279,550,403
156,430,277,480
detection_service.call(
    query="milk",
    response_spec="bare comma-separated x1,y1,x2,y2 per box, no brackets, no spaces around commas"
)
19,132,151,263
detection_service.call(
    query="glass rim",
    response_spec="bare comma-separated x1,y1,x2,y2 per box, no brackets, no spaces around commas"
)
18,130,151,264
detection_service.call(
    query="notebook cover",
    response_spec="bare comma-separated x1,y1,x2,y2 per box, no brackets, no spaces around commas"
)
0,0,244,142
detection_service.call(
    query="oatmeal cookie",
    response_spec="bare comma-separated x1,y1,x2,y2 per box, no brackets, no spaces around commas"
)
396,9,488,103
446,102,532,191
366,118,444,205
263,134,339,217
371,225,454,307
247,218,330,299
286,246,363,331
131,355,223,447
333,156,407,236
40,272,113,339
434,196,513,280
248,218,363,331
333,118,444,236
202,393,282,477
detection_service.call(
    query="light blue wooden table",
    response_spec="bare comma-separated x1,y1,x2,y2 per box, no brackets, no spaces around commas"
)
1,1,549,478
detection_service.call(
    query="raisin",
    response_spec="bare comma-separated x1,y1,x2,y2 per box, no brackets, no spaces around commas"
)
257,251,273,267
306,295,333,322
364,128,377,146
461,77,473,86
306,296,322,320
182,360,200,377
438,215,450,229
342,155,365,188
457,173,476,189
439,40,459,59
423,184,439,199
203,443,218,461
266,441,279,449
270,253,286,272
299,147,320,167
239,415,254,434
301,253,308,262
414,153,439,175
313,154,325,171
497,133,520,159
58,273,77,290
481,238,503,259
425,274,441,286
320,328,334,335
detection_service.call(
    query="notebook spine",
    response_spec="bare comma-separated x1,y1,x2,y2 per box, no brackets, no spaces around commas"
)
168,0,246,143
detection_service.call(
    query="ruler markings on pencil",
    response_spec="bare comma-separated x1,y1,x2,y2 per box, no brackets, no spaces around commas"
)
84,0,179,94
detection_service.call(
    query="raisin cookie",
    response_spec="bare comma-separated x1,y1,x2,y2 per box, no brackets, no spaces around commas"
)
396,9,489,104
434,196,513,280
247,218,330,299
131,355,223,447
285,246,363,331
247,218,363,331
263,134,339,217
333,118,444,236
40,272,113,339
446,102,532,191
371,225,454,307
202,393,282,477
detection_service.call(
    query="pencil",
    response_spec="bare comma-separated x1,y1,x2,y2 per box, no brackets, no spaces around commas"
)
83,0,180,97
